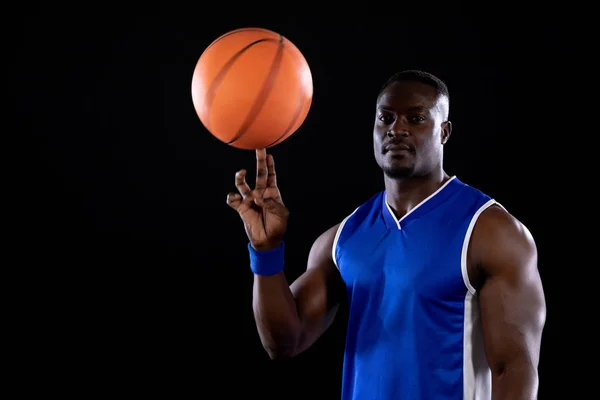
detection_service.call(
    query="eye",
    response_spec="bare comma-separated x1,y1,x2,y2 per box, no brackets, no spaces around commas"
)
409,115,426,123
378,114,394,124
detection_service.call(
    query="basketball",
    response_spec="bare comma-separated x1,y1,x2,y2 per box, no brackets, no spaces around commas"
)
191,27,313,150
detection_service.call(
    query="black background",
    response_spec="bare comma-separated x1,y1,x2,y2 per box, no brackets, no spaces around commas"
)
15,12,579,398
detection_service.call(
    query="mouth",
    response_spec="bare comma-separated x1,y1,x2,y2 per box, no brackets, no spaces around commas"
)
384,143,413,153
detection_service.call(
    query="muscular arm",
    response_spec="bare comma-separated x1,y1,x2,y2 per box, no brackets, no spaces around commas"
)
252,224,346,359
471,205,546,400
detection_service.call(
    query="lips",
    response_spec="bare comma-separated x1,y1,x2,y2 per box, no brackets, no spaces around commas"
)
384,143,413,153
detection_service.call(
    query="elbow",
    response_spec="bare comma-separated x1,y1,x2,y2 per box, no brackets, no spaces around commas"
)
262,340,299,360
254,317,302,360
265,346,294,360
261,333,301,360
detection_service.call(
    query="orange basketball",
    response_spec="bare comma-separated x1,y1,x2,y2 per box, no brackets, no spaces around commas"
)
191,28,313,150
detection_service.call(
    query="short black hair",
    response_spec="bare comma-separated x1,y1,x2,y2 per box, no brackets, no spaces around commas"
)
377,70,450,103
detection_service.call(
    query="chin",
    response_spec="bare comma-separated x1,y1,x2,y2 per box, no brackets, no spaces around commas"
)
382,165,415,179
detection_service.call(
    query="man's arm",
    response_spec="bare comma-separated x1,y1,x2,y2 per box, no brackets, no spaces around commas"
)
471,205,546,400
253,223,346,359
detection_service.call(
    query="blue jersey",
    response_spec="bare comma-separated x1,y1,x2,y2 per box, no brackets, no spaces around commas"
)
332,176,497,400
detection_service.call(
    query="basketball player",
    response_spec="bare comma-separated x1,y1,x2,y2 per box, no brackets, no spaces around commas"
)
226,70,546,400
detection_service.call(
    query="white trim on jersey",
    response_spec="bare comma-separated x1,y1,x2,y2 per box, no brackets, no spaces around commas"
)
384,176,458,230
461,198,497,399
461,198,497,295
332,207,360,270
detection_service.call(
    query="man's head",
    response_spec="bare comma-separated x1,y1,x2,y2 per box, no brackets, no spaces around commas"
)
373,70,452,179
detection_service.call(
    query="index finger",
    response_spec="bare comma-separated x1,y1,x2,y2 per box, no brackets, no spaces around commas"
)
255,148,268,191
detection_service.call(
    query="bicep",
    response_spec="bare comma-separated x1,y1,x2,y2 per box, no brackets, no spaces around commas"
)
479,257,545,373
290,224,345,350
475,208,546,374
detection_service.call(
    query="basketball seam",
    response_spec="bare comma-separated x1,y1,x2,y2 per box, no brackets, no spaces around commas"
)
204,28,274,52
266,89,307,147
228,36,285,145
204,38,277,132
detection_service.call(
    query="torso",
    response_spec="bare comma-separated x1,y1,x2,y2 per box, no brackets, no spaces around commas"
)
332,176,496,400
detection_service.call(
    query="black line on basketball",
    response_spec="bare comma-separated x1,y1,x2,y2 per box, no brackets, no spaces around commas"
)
227,36,285,145
265,89,305,148
204,28,273,53
203,37,279,132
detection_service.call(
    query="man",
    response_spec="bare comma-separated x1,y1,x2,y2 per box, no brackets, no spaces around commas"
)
226,70,546,400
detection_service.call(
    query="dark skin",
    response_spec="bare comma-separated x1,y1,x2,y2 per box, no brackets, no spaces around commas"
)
226,80,546,400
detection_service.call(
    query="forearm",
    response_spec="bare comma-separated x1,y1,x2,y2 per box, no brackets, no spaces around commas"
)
252,273,301,359
492,362,539,400
248,242,301,358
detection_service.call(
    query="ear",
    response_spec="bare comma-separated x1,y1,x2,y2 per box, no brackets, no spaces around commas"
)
441,121,452,145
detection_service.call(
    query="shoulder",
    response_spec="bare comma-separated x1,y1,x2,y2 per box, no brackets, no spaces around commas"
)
471,204,538,278
475,205,536,252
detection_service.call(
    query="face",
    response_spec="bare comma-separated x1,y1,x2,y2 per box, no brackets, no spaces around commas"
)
373,80,451,179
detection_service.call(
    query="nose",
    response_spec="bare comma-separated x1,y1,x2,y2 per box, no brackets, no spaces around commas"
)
387,119,409,137
387,128,409,138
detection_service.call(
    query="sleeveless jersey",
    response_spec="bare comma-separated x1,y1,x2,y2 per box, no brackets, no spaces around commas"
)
332,176,497,400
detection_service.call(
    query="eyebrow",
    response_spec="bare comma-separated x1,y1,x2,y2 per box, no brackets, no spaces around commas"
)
377,105,430,113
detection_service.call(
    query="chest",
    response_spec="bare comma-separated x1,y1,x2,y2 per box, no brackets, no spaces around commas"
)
338,226,468,304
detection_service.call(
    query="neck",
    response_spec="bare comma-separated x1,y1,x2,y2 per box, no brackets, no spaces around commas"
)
384,167,450,220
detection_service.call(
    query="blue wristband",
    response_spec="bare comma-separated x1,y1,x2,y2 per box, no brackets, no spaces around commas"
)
248,242,285,276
